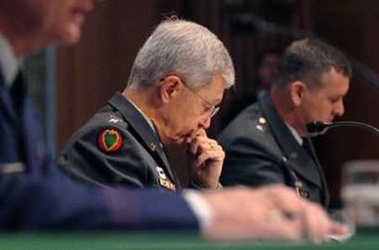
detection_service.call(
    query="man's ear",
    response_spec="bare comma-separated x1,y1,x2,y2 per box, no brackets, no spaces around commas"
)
158,75,182,103
290,81,306,106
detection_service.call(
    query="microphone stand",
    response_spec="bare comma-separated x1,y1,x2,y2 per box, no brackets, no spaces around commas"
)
306,121,379,137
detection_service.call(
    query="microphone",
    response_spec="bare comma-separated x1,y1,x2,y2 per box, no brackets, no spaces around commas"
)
306,121,379,137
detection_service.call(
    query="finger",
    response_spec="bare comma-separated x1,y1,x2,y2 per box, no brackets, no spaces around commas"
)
258,185,328,242
301,203,330,244
195,145,224,167
249,208,303,241
188,136,203,155
266,216,303,241
328,220,349,236
188,139,200,155
189,137,218,156
188,138,208,156
186,129,203,143
263,185,301,214
197,128,207,137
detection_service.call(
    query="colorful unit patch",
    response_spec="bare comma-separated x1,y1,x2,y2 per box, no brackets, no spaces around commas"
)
98,128,122,153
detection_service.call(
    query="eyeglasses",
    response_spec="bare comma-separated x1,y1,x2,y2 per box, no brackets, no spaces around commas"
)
160,76,220,119
182,83,220,119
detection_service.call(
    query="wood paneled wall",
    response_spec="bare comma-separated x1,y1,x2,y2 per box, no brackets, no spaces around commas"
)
57,1,168,150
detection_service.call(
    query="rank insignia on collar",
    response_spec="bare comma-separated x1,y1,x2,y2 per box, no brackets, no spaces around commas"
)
150,142,157,151
159,178,176,191
108,118,121,124
108,115,125,125
256,124,264,131
98,128,122,153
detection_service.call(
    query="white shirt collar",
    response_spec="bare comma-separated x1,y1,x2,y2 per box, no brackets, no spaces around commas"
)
0,31,20,86
286,123,303,146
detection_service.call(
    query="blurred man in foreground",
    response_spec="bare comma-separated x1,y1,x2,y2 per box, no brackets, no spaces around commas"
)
0,0,346,242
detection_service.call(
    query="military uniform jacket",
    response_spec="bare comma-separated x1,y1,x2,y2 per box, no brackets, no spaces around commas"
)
219,94,330,207
58,92,178,190
0,68,197,230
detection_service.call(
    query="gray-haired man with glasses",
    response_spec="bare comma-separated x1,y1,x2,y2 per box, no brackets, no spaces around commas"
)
58,19,233,190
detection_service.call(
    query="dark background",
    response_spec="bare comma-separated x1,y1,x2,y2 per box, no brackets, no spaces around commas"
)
55,0,379,207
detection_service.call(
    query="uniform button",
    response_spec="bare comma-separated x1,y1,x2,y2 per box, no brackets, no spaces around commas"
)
259,117,266,124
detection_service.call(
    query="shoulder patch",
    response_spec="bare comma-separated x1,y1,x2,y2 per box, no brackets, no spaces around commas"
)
98,128,123,153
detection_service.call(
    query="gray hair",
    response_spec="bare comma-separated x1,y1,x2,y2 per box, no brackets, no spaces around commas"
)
275,38,352,88
128,19,235,89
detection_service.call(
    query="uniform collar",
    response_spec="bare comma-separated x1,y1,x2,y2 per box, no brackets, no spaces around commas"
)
286,123,303,146
108,92,158,141
0,31,21,87
126,97,157,135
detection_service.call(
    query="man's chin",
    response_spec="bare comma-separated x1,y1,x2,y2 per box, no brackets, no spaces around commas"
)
57,27,81,45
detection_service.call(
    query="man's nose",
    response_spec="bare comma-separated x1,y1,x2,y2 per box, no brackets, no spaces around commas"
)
199,115,211,129
334,100,345,117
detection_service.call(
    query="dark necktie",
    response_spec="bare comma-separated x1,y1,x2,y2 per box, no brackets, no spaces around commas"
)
302,137,311,153
8,72,27,162
302,137,329,206
10,72,26,117
302,137,319,165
